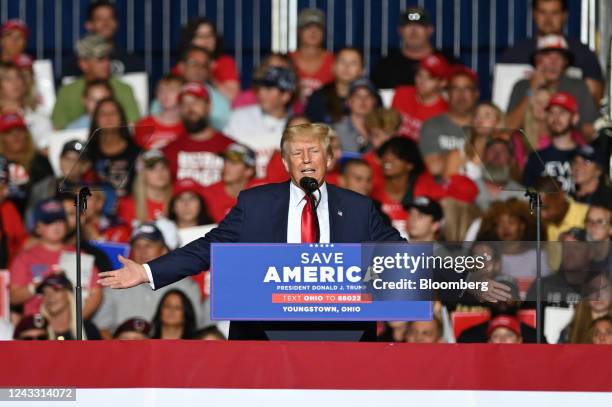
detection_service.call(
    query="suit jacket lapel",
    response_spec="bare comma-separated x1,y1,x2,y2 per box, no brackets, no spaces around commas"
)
327,185,344,242
271,181,290,242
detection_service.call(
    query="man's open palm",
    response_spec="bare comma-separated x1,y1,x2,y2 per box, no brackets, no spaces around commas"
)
98,255,149,289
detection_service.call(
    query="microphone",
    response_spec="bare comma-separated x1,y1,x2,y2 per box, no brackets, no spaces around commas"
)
299,177,319,195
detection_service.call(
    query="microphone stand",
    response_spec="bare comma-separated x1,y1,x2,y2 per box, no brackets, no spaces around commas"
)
525,190,542,344
75,187,91,340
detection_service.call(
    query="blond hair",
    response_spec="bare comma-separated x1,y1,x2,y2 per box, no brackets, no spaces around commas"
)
365,108,402,133
280,122,335,159
40,290,88,340
132,162,172,222
0,126,36,170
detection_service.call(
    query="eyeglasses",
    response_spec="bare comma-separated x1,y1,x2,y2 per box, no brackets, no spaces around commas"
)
586,219,610,227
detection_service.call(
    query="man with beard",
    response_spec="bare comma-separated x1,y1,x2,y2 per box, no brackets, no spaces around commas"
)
474,139,526,211
522,92,580,192
162,82,234,187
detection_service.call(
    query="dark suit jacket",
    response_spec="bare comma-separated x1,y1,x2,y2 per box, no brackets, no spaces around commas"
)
148,181,404,340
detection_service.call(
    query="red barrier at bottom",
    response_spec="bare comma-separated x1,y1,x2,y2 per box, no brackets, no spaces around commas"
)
0,340,610,392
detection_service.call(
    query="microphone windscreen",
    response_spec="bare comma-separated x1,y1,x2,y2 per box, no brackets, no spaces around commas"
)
299,176,319,194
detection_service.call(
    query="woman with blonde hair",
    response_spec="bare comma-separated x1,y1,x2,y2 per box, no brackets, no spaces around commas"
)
0,62,52,150
117,149,172,225
559,273,612,344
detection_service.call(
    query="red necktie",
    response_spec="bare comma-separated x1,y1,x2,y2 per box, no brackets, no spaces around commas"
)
301,195,318,243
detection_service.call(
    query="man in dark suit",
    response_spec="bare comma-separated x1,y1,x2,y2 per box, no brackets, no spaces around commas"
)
99,123,511,340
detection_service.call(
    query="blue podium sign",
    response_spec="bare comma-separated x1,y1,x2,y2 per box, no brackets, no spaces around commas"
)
210,243,434,321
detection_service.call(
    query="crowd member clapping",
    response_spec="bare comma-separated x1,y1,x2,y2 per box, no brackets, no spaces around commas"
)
305,47,366,124
178,17,240,102
52,34,140,129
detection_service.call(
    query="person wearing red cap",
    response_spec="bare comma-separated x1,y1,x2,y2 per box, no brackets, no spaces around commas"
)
0,63,54,150
162,82,234,188
392,53,449,141
506,33,598,141
500,0,603,105
0,19,28,63
0,112,53,214
168,178,214,230
487,315,523,344
522,92,581,192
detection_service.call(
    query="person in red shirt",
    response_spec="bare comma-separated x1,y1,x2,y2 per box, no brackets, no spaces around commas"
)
135,74,185,150
118,149,172,225
392,53,449,141
168,178,213,230
0,154,26,268
178,17,240,102
289,8,334,104
163,82,234,187
202,143,257,223
9,198,101,318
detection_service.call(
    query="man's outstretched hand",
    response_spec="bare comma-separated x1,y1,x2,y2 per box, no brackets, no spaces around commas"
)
98,255,149,289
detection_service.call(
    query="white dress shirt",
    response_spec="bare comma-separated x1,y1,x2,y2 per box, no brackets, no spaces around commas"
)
145,181,330,289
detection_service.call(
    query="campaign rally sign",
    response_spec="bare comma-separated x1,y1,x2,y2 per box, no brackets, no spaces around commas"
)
210,243,434,321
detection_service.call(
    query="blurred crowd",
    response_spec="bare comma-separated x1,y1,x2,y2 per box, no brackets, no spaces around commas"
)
0,0,611,344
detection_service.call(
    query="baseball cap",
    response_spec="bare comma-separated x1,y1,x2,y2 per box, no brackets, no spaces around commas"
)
75,34,112,59
36,273,73,294
298,8,325,29
572,144,606,168
141,149,168,168
487,315,521,338
448,65,479,87
0,113,26,132
179,82,210,102
399,6,431,26
546,91,578,114
113,318,151,339
534,34,573,64
221,143,256,168
348,78,378,98
419,54,450,79
255,66,297,93
61,139,86,157
13,53,33,70
407,196,444,222
13,314,48,340
0,154,8,184
34,198,66,224
130,222,166,245
172,178,204,199
1,19,29,37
